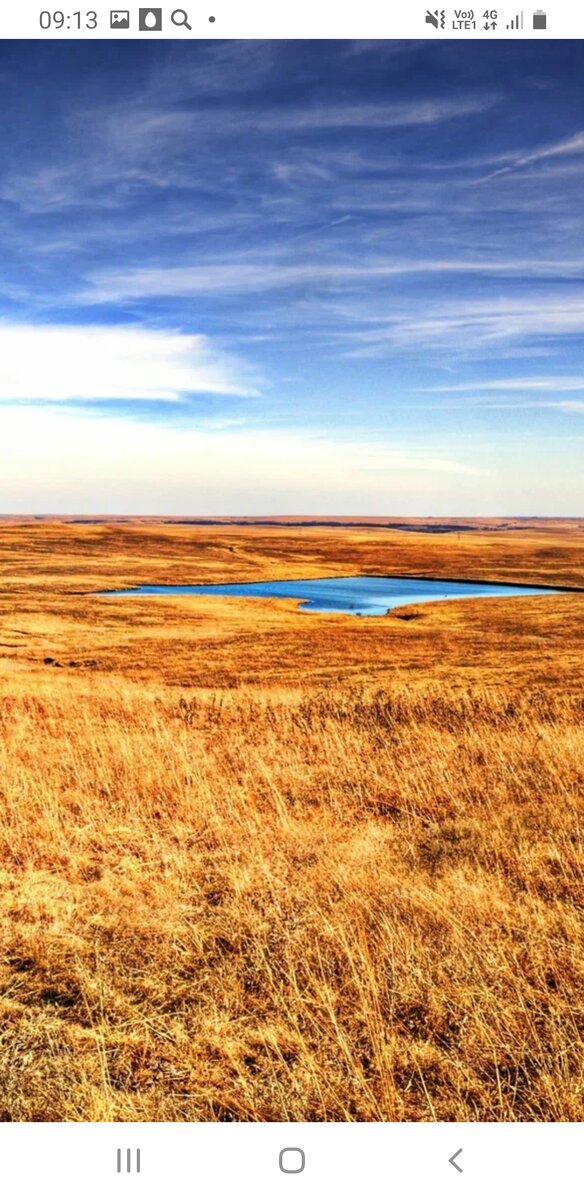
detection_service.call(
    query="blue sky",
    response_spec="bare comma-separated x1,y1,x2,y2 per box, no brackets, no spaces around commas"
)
0,39,583,514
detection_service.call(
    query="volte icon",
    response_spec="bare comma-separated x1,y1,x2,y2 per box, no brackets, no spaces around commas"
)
117,1149,141,1173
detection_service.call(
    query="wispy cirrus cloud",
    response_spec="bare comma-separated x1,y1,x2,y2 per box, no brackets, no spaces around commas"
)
0,93,498,215
543,400,584,413
340,293,584,356
479,130,584,181
81,259,584,305
247,97,498,131
100,96,499,150
421,376,584,393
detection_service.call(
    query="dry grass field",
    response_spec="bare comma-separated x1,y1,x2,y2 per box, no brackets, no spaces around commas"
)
0,517,583,1121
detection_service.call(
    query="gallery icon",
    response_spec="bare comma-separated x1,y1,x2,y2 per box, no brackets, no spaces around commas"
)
110,10,130,27
139,7,163,29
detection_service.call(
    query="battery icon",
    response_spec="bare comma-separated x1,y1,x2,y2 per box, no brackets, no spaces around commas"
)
533,9,546,26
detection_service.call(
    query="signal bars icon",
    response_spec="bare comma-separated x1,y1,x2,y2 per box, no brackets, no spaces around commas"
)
117,1149,141,1173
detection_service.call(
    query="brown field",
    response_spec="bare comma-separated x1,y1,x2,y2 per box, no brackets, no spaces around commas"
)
0,517,583,1121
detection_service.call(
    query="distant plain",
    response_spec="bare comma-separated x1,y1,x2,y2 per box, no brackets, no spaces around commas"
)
1,517,583,1120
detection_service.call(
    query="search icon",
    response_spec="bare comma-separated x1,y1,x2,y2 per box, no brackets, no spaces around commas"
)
171,8,192,28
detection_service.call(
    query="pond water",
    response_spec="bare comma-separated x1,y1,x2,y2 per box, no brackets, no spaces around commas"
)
100,575,557,617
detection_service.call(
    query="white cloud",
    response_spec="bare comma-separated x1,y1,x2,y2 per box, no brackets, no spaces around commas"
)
3,404,583,516
0,323,259,402
0,404,484,514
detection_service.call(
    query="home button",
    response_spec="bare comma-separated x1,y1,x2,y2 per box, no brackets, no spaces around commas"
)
279,1147,305,1174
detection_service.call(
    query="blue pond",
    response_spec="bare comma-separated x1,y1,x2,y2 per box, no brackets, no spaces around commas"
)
100,575,556,617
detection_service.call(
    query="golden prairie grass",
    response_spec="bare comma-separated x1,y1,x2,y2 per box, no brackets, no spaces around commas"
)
1,674,583,1121
0,519,583,1122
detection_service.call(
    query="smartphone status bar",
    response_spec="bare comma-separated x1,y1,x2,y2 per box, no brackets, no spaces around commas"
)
1,0,583,38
